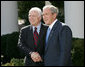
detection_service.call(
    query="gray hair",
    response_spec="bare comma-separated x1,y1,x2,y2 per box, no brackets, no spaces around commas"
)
28,7,42,17
43,5,59,15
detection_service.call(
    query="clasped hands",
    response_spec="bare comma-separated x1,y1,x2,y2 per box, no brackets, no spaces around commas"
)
30,52,43,62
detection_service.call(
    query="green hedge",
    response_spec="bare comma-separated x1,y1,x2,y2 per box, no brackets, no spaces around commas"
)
1,32,25,63
1,58,24,66
1,32,84,66
71,38,84,66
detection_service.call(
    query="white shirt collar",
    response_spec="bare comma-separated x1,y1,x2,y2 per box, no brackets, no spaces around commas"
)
33,22,41,34
49,19,57,30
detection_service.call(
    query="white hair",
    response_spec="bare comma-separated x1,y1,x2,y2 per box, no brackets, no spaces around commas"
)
28,7,42,16
43,5,59,15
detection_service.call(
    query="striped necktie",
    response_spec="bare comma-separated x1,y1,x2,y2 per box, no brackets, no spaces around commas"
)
33,27,39,46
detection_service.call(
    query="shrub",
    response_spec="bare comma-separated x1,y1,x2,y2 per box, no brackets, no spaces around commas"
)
1,58,24,66
1,32,25,63
71,38,84,66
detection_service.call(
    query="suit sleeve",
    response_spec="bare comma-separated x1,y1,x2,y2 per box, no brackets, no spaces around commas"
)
17,29,33,56
59,26,72,66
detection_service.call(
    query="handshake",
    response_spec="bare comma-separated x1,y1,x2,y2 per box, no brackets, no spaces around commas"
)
30,52,43,62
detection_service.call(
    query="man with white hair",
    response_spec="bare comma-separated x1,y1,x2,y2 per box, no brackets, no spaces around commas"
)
42,5,72,66
18,7,48,66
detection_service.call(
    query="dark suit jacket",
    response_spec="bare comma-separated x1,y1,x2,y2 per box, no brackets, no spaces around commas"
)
44,20,72,66
18,23,48,66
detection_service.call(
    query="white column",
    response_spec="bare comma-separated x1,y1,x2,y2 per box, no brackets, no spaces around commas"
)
1,1,19,36
64,1,84,38
45,1,51,5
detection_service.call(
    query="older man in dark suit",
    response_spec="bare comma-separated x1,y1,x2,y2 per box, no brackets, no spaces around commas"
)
42,5,72,66
18,7,48,66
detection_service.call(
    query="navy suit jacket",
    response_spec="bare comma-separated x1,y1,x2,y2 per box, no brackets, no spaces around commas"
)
44,20,72,66
18,23,48,66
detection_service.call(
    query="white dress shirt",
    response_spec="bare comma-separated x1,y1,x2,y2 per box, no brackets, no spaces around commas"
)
49,19,57,31
46,19,57,45
32,22,41,34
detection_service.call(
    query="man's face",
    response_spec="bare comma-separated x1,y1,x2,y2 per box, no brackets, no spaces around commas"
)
42,8,55,25
28,11,41,26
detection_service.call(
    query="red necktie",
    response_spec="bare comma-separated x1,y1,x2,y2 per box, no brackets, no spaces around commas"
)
33,27,38,46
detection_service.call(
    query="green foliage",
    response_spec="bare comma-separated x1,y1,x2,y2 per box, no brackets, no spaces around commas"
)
1,32,19,57
71,38,84,66
50,1,64,8
1,58,24,66
1,62,14,66
18,1,64,24
18,1,45,25
1,32,25,63
50,1,64,22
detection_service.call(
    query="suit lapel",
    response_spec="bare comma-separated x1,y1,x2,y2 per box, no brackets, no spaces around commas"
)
45,20,60,51
27,26,35,49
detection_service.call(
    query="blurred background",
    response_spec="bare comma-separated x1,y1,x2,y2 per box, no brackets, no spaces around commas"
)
1,1,84,66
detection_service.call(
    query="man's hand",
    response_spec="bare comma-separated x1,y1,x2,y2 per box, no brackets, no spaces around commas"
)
30,52,43,62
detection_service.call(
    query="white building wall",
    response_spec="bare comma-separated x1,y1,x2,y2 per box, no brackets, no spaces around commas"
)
64,1,84,38
1,1,19,36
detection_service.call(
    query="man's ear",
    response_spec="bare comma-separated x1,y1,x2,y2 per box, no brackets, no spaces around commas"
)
53,13,57,19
